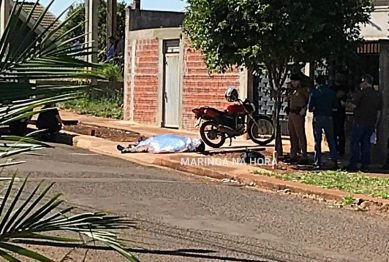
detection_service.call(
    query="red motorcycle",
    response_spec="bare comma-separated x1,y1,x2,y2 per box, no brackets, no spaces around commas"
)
192,88,275,148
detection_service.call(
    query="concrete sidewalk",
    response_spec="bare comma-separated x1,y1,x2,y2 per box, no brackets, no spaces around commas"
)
58,110,283,149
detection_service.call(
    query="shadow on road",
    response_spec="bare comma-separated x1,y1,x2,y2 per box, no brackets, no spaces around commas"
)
14,240,283,262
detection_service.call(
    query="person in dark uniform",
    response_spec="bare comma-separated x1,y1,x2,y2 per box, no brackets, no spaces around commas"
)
330,71,348,157
36,103,63,136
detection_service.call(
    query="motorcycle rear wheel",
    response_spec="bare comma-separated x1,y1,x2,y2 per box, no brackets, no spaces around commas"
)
200,121,226,148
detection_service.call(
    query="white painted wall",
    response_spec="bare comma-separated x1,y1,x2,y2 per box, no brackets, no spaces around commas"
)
360,6,389,41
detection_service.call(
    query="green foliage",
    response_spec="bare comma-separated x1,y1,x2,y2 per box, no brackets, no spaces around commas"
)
342,195,355,205
98,63,124,82
0,132,140,261
183,0,373,84
0,0,107,125
253,170,389,199
61,0,127,49
60,90,124,119
0,0,139,260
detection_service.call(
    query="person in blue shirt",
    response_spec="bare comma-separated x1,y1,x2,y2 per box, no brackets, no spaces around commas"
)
307,75,339,169
106,36,116,60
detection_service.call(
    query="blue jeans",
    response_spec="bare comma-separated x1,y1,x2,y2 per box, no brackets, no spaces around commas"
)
349,123,375,168
313,116,338,165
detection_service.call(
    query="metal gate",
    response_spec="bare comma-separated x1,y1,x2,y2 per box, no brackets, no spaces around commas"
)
163,41,180,128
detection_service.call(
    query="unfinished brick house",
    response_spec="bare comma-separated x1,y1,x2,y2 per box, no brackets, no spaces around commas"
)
123,3,249,132
124,30,246,131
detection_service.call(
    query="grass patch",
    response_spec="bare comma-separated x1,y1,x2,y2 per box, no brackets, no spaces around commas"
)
252,170,389,199
341,195,354,205
59,91,123,119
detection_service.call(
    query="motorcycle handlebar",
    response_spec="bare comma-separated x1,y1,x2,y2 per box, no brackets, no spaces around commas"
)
238,98,250,104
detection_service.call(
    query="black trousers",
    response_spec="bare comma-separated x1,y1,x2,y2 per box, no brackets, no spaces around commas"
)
37,123,61,135
333,113,346,155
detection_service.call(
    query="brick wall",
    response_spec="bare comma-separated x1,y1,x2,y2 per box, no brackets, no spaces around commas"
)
128,39,159,124
125,36,241,130
124,39,132,120
182,42,241,131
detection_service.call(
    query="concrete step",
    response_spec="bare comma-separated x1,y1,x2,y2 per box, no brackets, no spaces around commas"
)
28,119,78,126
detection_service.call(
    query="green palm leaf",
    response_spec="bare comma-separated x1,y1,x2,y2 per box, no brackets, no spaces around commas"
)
0,1,140,260
0,174,140,262
0,0,106,124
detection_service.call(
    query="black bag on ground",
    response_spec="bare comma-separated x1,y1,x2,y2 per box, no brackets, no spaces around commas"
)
240,149,265,164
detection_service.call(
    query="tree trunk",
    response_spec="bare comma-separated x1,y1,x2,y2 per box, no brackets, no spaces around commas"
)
268,64,287,164
274,89,283,157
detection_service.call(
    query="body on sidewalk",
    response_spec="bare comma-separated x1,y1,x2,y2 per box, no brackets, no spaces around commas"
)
307,75,339,169
344,74,382,172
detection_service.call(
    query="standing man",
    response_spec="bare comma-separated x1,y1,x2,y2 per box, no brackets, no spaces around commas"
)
114,32,125,56
307,75,339,169
344,74,382,172
330,71,348,157
284,74,309,164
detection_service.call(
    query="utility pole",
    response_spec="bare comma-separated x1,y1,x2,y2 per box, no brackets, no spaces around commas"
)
85,0,99,85
133,0,140,9
107,0,117,45
0,0,10,37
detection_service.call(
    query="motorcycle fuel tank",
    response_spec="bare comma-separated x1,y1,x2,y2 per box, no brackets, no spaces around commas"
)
225,104,245,115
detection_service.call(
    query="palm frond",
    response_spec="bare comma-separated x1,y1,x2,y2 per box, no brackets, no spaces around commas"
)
0,0,103,79
0,130,49,168
0,1,139,260
0,0,107,125
0,174,140,262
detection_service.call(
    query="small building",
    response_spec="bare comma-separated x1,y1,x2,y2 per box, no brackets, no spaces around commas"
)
124,27,247,131
123,3,247,131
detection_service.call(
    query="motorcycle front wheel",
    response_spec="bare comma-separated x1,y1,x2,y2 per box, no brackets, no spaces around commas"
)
199,121,226,148
248,115,275,145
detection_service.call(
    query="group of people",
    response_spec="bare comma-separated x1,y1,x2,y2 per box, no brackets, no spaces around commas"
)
71,33,124,60
284,72,383,171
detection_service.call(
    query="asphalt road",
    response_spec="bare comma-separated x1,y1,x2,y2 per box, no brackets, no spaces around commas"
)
5,144,389,262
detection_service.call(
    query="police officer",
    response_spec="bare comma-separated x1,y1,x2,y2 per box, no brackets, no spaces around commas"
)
284,74,309,164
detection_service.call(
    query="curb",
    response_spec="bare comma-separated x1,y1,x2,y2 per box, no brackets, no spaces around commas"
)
153,157,389,205
53,133,389,207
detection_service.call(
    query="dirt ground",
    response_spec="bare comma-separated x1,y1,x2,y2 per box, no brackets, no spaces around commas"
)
63,123,142,143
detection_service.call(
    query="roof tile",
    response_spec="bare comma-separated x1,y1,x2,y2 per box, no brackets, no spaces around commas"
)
17,1,61,33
